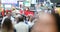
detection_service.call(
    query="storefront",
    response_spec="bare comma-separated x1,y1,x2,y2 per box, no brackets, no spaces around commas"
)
1,0,18,10
24,0,31,7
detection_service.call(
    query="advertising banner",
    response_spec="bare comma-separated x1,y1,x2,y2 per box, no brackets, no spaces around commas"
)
24,1,31,7
4,4,12,10
1,0,17,4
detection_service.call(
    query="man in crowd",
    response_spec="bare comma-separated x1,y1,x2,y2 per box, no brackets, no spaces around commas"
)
14,16,29,32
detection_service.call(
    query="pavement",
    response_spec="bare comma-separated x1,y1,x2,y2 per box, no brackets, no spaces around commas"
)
0,26,1,32
0,29,1,32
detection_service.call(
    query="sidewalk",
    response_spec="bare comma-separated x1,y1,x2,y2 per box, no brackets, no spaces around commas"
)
0,29,1,32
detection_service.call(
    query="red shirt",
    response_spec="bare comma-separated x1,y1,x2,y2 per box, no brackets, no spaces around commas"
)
2,10,4,17
24,10,34,16
6,10,12,14
29,11,34,16
20,10,24,15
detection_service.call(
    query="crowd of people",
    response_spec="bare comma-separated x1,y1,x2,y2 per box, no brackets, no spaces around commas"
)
0,6,60,32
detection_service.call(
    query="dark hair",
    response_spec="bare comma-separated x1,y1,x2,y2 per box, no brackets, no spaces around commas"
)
2,18,13,32
22,15,26,20
25,7,30,11
52,13,60,32
18,16,24,23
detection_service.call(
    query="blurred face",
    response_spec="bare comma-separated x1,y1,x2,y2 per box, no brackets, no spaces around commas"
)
26,8,29,11
7,13,11,17
31,14,58,32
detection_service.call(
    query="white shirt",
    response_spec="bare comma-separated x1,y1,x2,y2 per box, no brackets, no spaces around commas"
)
14,22,29,32
28,21,34,28
12,9,20,17
31,0,36,4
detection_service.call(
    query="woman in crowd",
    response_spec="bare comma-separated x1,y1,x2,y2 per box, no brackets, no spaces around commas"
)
2,18,14,32
14,16,29,32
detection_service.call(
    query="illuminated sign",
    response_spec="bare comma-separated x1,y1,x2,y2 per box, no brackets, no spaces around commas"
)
1,0,17,4
24,1,31,7
5,4,12,10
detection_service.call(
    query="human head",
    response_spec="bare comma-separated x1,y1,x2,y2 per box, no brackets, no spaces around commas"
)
2,18,13,32
17,15,24,23
31,12,60,32
25,7,30,11
12,8,15,11
6,12,11,17
40,3,43,6
15,15,21,23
